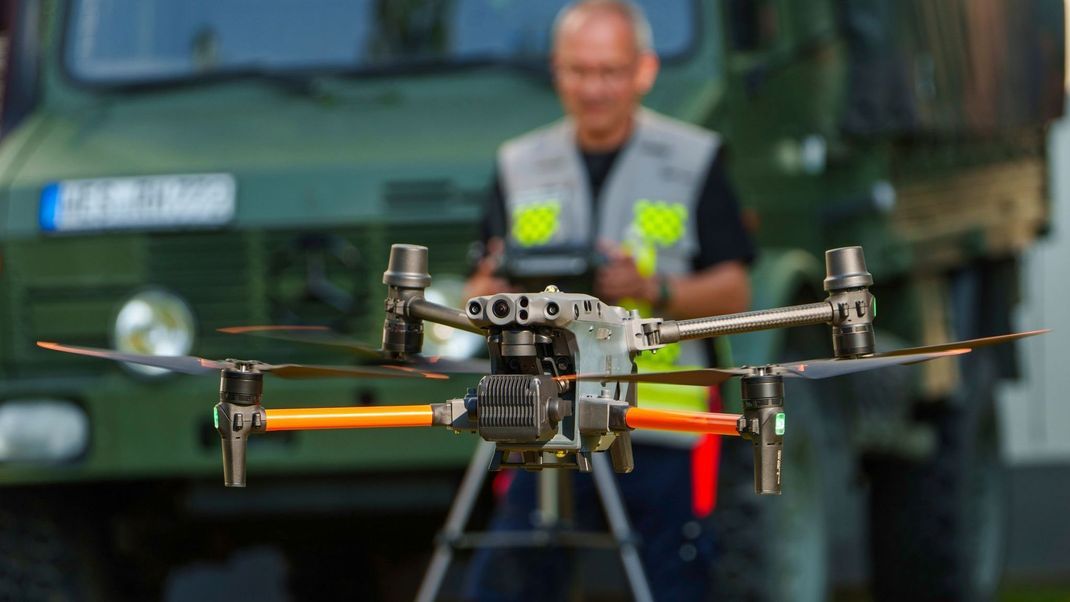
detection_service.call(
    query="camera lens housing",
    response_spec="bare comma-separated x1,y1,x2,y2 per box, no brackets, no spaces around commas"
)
492,299,511,319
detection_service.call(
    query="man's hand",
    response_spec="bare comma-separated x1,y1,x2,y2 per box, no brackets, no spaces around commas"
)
594,241,658,305
594,240,751,319
464,237,515,298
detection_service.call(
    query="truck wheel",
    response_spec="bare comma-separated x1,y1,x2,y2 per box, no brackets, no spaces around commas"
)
867,391,1005,601
709,375,831,602
0,493,107,601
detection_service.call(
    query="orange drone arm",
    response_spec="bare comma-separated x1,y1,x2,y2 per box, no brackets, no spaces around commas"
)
625,407,742,437
262,405,743,436
264,405,434,431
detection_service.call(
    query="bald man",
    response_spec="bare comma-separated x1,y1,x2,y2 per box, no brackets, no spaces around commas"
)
465,1,756,598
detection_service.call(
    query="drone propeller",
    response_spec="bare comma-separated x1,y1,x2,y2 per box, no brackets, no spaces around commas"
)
570,348,970,387
870,329,1049,357
217,325,384,359
560,367,747,387
37,341,224,374
218,324,491,374
35,342,448,380
778,348,969,379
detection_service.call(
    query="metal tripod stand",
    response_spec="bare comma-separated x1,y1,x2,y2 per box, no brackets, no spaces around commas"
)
416,440,653,602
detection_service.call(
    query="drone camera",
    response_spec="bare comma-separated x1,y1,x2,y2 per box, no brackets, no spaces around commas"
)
468,299,484,316
492,297,512,319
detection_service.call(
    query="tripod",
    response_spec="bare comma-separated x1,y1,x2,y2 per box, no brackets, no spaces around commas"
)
416,440,654,602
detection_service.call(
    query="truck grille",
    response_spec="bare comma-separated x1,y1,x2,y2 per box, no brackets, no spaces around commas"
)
8,230,369,375
5,223,479,377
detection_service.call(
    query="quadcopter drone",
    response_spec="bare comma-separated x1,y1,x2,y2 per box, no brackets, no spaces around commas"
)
39,244,1046,495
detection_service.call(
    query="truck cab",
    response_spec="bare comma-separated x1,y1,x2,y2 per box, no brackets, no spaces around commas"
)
0,0,1062,599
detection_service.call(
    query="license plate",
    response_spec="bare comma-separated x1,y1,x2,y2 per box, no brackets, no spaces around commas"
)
39,173,236,233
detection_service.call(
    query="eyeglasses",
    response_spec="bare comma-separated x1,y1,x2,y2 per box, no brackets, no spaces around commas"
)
554,62,637,86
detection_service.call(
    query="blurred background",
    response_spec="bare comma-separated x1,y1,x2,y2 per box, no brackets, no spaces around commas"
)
0,0,1067,600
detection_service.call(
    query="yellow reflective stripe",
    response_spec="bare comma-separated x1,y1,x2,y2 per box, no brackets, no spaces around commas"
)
619,198,708,414
634,199,688,246
636,379,710,413
634,351,709,413
512,200,561,247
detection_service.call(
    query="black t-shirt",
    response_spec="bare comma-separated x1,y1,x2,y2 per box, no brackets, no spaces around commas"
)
482,145,757,270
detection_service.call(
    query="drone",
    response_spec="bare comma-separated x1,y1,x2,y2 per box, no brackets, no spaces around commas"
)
38,243,1046,495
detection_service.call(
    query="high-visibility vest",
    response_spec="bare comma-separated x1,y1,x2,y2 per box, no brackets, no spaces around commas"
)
499,108,720,446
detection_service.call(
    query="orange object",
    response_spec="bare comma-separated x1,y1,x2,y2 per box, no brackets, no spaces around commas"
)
691,387,725,518
692,434,720,517
625,407,741,436
265,405,433,431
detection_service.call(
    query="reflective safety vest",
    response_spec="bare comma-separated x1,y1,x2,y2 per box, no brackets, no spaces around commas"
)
499,108,720,447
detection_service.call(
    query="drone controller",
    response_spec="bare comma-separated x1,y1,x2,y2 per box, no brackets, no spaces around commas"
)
496,241,605,295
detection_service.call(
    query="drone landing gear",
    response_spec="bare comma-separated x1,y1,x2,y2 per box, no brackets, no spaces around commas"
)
416,440,653,602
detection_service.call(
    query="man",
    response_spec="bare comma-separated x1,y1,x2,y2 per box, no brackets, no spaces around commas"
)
465,1,756,598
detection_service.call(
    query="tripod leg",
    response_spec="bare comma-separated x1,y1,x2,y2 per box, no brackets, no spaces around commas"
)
416,439,497,602
591,454,654,602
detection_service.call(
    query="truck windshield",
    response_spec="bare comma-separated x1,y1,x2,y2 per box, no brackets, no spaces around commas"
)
64,0,697,85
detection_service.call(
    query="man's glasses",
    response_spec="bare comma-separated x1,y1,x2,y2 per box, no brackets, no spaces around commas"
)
554,62,637,86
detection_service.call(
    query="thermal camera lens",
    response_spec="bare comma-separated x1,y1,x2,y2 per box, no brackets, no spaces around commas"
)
492,299,511,318
546,302,559,317
468,301,482,315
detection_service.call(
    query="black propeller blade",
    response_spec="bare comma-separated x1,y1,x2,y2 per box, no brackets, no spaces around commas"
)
37,342,225,375
873,329,1049,357
568,367,747,387
217,325,384,359
779,349,969,379
36,342,447,380
571,348,969,386
218,325,491,374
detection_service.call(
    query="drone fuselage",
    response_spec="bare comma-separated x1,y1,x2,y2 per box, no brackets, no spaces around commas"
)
464,290,648,472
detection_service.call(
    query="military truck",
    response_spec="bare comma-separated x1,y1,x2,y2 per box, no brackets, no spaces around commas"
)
0,0,1062,599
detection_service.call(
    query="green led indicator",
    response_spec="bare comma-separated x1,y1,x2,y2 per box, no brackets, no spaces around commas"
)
871,296,877,317
213,408,219,429
775,412,786,436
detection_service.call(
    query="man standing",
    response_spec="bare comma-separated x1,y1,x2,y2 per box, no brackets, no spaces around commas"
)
465,0,756,598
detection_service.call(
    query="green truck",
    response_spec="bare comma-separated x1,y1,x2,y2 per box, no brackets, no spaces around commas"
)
0,0,1062,599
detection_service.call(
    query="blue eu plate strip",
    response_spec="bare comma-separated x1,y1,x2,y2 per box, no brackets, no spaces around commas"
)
39,183,62,232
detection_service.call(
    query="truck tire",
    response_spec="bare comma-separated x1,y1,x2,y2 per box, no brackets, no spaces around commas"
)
0,492,107,601
709,374,832,602
867,390,1006,601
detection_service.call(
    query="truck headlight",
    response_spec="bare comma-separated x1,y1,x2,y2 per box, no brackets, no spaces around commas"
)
113,289,196,376
0,400,89,462
423,276,483,358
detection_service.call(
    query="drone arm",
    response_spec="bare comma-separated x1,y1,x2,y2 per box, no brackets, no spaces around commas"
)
656,247,877,361
263,405,435,431
621,407,742,437
407,298,484,335
261,398,476,432
382,244,484,356
662,301,834,343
